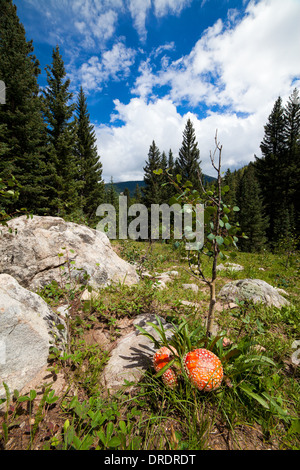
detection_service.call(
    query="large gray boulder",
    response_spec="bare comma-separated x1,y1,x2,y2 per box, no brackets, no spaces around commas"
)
0,216,139,291
0,274,67,400
218,279,290,308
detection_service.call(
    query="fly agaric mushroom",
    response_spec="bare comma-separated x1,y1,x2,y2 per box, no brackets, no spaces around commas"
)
153,346,178,388
184,348,223,391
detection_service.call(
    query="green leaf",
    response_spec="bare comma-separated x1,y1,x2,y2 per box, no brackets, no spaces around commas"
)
216,236,224,246
155,358,175,378
153,169,163,175
207,233,215,241
108,436,121,448
288,419,300,435
135,324,160,349
119,420,127,434
233,206,240,212
205,205,217,215
239,383,270,409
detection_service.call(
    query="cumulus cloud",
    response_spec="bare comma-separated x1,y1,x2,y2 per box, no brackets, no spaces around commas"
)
96,97,265,182
96,98,185,182
26,0,120,48
78,42,136,92
132,0,300,113
154,0,192,17
97,0,300,182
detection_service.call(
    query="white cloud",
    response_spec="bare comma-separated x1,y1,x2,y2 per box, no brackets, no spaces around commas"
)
78,42,136,92
127,0,193,41
97,0,300,182
127,0,152,42
97,98,185,182
133,0,300,114
96,97,266,182
25,0,194,46
154,0,192,17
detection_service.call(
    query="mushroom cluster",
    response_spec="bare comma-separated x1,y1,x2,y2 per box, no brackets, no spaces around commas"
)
184,348,223,391
153,346,223,391
153,346,178,388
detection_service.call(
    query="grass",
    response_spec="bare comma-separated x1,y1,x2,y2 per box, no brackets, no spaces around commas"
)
0,240,299,450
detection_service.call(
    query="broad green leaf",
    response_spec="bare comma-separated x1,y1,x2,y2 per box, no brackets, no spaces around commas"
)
108,436,121,448
154,358,175,378
216,236,224,245
239,383,270,409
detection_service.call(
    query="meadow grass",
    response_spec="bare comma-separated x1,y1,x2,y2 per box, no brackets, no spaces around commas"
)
1,240,299,450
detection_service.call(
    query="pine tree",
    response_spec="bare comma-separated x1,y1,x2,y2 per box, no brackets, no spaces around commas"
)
254,97,286,245
43,45,79,216
105,177,118,207
222,169,238,223
283,88,300,237
133,183,142,204
142,141,162,207
0,0,49,214
237,163,267,252
74,87,104,223
255,91,300,246
123,187,131,206
176,118,202,190
160,151,169,203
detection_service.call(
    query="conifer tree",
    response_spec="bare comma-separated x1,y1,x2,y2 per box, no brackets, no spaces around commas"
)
0,0,49,214
237,163,267,252
254,97,286,245
255,91,300,245
133,183,142,204
43,46,79,216
74,87,104,223
105,177,118,207
283,88,300,237
168,149,175,171
142,141,162,207
176,118,202,190
160,151,169,203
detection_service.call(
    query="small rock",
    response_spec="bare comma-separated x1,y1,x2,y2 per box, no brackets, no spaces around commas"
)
217,263,244,272
222,337,232,348
182,283,199,293
179,300,201,308
152,281,168,290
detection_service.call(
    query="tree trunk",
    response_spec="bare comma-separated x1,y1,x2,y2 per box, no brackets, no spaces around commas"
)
206,280,216,337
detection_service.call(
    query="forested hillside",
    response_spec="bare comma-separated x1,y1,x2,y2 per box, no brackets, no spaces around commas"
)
1,0,299,252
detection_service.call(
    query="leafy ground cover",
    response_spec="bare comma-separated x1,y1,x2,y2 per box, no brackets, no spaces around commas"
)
0,240,299,450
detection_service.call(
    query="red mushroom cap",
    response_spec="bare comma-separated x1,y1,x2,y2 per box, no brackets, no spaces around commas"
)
184,348,223,391
153,346,178,388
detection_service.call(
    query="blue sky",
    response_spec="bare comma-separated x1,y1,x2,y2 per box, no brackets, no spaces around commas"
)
13,0,300,182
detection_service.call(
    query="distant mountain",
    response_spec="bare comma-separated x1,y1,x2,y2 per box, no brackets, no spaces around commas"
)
106,174,216,197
